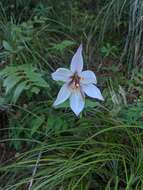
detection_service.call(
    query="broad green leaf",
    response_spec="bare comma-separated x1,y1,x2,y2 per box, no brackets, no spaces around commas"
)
24,70,48,87
3,40,13,51
4,76,20,94
1,64,48,103
12,81,27,103
31,115,45,135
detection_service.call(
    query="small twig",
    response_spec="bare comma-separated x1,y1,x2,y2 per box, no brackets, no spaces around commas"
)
28,151,42,190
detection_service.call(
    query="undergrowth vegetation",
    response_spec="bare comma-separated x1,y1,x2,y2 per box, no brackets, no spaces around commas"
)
0,0,143,189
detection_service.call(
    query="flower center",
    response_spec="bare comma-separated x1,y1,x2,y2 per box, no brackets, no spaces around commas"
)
69,73,81,89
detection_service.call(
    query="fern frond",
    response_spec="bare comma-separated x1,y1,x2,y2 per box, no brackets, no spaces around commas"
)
0,64,49,103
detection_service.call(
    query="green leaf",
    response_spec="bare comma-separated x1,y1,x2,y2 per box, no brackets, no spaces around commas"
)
46,115,68,133
0,64,49,103
4,76,20,94
85,99,100,108
12,81,27,103
52,40,75,51
31,115,45,135
3,40,13,51
31,87,40,94
54,100,69,108
24,70,49,87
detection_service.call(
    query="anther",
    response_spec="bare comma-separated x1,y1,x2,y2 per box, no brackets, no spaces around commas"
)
76,84,80,88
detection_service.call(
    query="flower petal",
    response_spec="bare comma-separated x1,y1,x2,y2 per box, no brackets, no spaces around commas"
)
80,70,97,84
53,84,71,106
83,84,104,101
52,68,72,82
70,44,83,73
70,90,85,116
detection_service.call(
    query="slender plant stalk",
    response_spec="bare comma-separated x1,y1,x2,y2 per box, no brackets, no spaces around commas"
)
28,151,42,190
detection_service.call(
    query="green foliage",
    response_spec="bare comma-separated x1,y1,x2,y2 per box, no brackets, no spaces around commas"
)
119,102,143,126
0,64,49,103
2,123,143,189
1,21,33,54
101,43,119,58
128,68,143,100
52,40,76,52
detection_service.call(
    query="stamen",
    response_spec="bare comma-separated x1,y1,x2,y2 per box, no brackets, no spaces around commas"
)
69,73,81,90
76,84,80,88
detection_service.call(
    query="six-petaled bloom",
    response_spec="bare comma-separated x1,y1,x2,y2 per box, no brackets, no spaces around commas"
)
52,44,104,116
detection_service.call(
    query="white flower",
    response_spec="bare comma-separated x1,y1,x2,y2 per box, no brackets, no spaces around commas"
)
52,44,104,116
